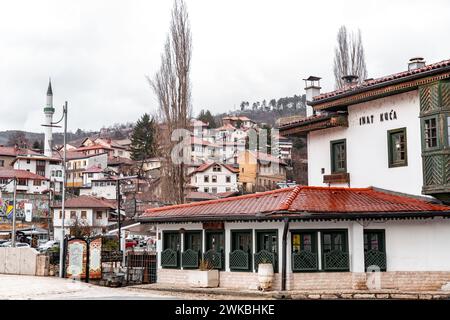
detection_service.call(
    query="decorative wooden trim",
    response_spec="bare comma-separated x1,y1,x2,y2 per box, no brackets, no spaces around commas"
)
313,72,450,111
323,172,350,184
279,114,348,136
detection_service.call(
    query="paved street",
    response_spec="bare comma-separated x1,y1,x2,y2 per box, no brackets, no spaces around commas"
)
0,274,180,300
0,274,263,300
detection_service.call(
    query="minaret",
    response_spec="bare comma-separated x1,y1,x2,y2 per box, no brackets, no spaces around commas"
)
43,79,55,157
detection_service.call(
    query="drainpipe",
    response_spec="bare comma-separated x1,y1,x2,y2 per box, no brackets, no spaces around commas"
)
281,217,289,291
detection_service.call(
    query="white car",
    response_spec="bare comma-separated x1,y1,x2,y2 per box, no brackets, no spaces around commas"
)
38,240,58,252
0,242,30,248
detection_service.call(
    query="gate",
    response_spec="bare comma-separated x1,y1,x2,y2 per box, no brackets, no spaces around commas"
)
125,250,157,285
63,236,103,282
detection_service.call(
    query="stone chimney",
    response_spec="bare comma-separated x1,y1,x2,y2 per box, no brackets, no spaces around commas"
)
408,57,426,70
303,76,321,117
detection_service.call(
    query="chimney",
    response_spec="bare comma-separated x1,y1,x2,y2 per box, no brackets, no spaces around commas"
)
341,75,359,87
408,57,426,70
303,76,321,117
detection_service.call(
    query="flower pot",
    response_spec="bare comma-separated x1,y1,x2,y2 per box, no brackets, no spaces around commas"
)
258,263,274,291
188,270,219,288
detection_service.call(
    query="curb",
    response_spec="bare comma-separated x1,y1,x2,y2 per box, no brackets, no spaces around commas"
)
128,286,450,300
128,285,273,298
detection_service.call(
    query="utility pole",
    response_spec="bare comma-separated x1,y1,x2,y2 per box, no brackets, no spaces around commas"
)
59,101,68,278
44,101,67,277
11,177,17,247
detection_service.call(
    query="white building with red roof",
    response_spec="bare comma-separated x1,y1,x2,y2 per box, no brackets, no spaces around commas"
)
52,195,117,240
138,186,450,292
189,162,239,194
0,169,48,194
280,57,450,203
12,154,64,193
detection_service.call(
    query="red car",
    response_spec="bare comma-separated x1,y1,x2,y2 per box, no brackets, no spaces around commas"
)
125,239,138,248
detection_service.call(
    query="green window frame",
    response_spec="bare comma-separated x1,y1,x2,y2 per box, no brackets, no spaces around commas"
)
184,231,202,252
204,231,225,270
255,230,278,272
182,231,202,269
364,230,387,272
230,230,253,271
422,116,439,150
291,231,318,272
387,128,408,168
321,230,349,271
161,231,180,268
330,139,347,173
446,115,450,147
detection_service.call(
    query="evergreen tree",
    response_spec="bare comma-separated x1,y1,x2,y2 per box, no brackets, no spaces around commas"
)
130,113,157,162
197,109,217,128
32,140,41,150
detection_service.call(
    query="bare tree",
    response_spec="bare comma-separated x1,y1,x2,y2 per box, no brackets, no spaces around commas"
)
148,0,192,204
333,26,368,89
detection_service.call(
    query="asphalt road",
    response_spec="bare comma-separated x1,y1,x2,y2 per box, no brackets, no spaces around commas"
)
0,274,179,300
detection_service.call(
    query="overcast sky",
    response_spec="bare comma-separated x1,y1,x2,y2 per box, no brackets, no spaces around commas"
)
1,0,449,133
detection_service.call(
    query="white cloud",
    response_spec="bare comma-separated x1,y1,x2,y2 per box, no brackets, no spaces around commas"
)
1,0,449,133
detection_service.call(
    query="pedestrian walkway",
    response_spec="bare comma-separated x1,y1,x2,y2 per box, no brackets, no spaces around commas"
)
0,274,174,300
131,283,450,300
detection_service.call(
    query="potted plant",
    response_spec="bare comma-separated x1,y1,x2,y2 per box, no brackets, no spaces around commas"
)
257,258,274,291
188,259,219,288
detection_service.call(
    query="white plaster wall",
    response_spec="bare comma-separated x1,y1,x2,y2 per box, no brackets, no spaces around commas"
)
80,184,116,199
156,217,450,273
191,167,238,193
308,90,423,196
366,217,450,271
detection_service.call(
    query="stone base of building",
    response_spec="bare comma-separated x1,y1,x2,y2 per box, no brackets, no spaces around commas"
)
157,269,450,292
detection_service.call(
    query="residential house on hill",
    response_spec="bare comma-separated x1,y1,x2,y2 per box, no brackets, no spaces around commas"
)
0,146,39,169
52,195,117,240
238,150,287,193
189,162,239,194
0,169,48,194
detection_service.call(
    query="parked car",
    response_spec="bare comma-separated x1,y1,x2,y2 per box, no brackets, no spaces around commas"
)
15,243,30,248
125,239,138,248
1,241,11,247
38,240,59,252
0,239,9,246
0,242,30,248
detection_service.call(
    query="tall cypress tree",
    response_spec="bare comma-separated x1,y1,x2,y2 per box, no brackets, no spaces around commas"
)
130,113,157,162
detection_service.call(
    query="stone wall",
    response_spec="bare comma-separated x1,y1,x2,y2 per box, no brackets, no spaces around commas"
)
157,269,450,292
0,247,48,276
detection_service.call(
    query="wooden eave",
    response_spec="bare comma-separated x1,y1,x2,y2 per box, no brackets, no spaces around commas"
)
311,71,450,111
279,113,348,136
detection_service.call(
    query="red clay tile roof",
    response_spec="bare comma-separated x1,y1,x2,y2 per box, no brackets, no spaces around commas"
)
191,137,213,146
313,58,450,103
216,123,237,131
83,165,104,173
186,191,219,201
190,162,239,175
0,147,39,157
0,169,47,180
75,144,113,152
139,186,450,221
52,195,116,209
